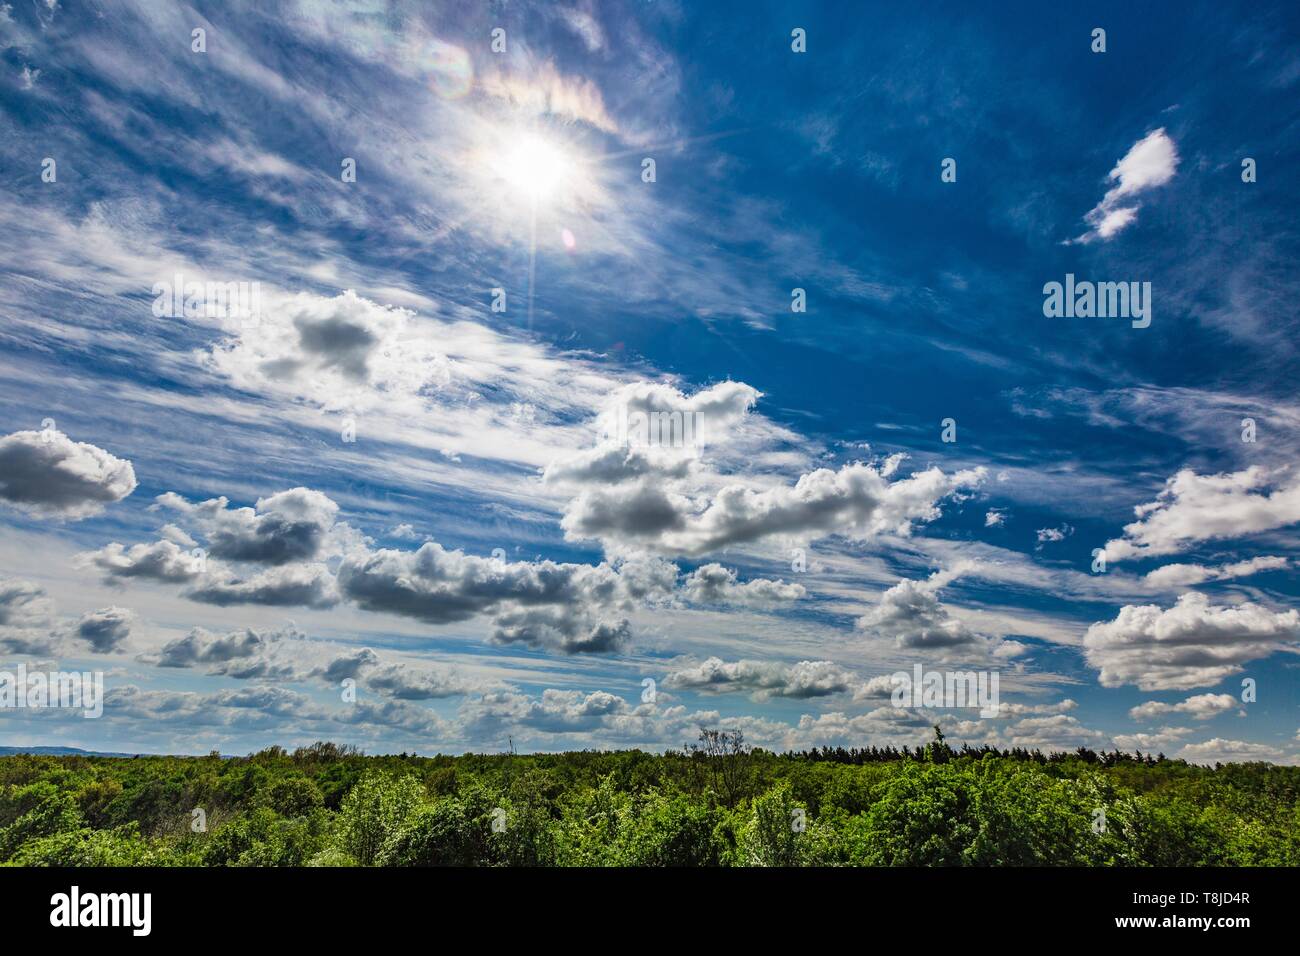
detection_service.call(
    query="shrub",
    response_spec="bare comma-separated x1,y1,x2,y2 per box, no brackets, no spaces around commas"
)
335,771,425,865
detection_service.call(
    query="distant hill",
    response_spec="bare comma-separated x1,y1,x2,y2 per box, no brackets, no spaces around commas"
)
0,745,145,758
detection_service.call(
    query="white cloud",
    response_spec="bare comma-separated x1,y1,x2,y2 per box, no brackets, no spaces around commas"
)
152,624,301,671
554,7,607,53
1176,738,1289,765
1084,592,1299,690
1069,128,1179,243
336,542,669,654
1129,693,1241,722
203,290,423,410
0,578,57,654
0,578,54,628
989,699,1078,718
74,606,134,653
679,563,805,606
0,429,136,519
1112,727,1193,752
1144,555,1288,589
156,487,340,566
478,60,619,134
185,562,341,609
663,657,855,700
361,660,498,701
1005,713,1105,749
856,564,981,649
1103,466,1300,563
563,459,985,557
84,539,201,584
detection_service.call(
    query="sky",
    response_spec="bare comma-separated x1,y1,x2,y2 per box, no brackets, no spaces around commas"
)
0,0,1298,763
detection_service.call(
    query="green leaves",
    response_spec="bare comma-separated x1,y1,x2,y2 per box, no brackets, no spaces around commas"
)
335,770,425,866
1,747,1297,867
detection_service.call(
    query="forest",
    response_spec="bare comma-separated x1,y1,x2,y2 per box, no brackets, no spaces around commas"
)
1,730,1297,867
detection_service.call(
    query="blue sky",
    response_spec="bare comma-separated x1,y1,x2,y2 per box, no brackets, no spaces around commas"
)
0,0,1298,762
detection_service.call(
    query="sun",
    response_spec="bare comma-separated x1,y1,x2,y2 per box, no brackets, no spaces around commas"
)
496,132,571,203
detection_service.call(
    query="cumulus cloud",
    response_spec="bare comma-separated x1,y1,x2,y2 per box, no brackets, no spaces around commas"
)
1069,127,1179,243
318,648,378,683
0,579,55,628
543,444,696,486
154,628,500,700
339,698,453,737
1176,738,1288,766
1004,714,1105,749
664,657,855,700
124,633,479,738
73,471,841,661
984,509,1007,527
790,708,940,748
86,488,346,608
598,380,762,447
89,481,806,654
362,661,499,700
1102,466,1300,563
1112,727,1194,752
83,539,202,584
679,563,805,606
563,460,985,557
99,684,283,727
156,487,339,565
451,686,782,751
491,608,630,654
91,679,454,741
852,674,903,701
337,541,592,624
856,565,981,649
992,640,1029,659
452,686,724,749
459,688,637,739
0,578,57,654
1083,592,1299,690
88,517,344,607
153,625,292,669
1035,524,1073,545
74,606,134,652
547,383,975,561
0,429,136,519
988,699,1079,719
543,380,762,489
1129,693,1241,722
184,562,340,608
203,291,421,409
337,542,667,654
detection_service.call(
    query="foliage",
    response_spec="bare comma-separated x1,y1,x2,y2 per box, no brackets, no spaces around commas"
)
0,735,1295,867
